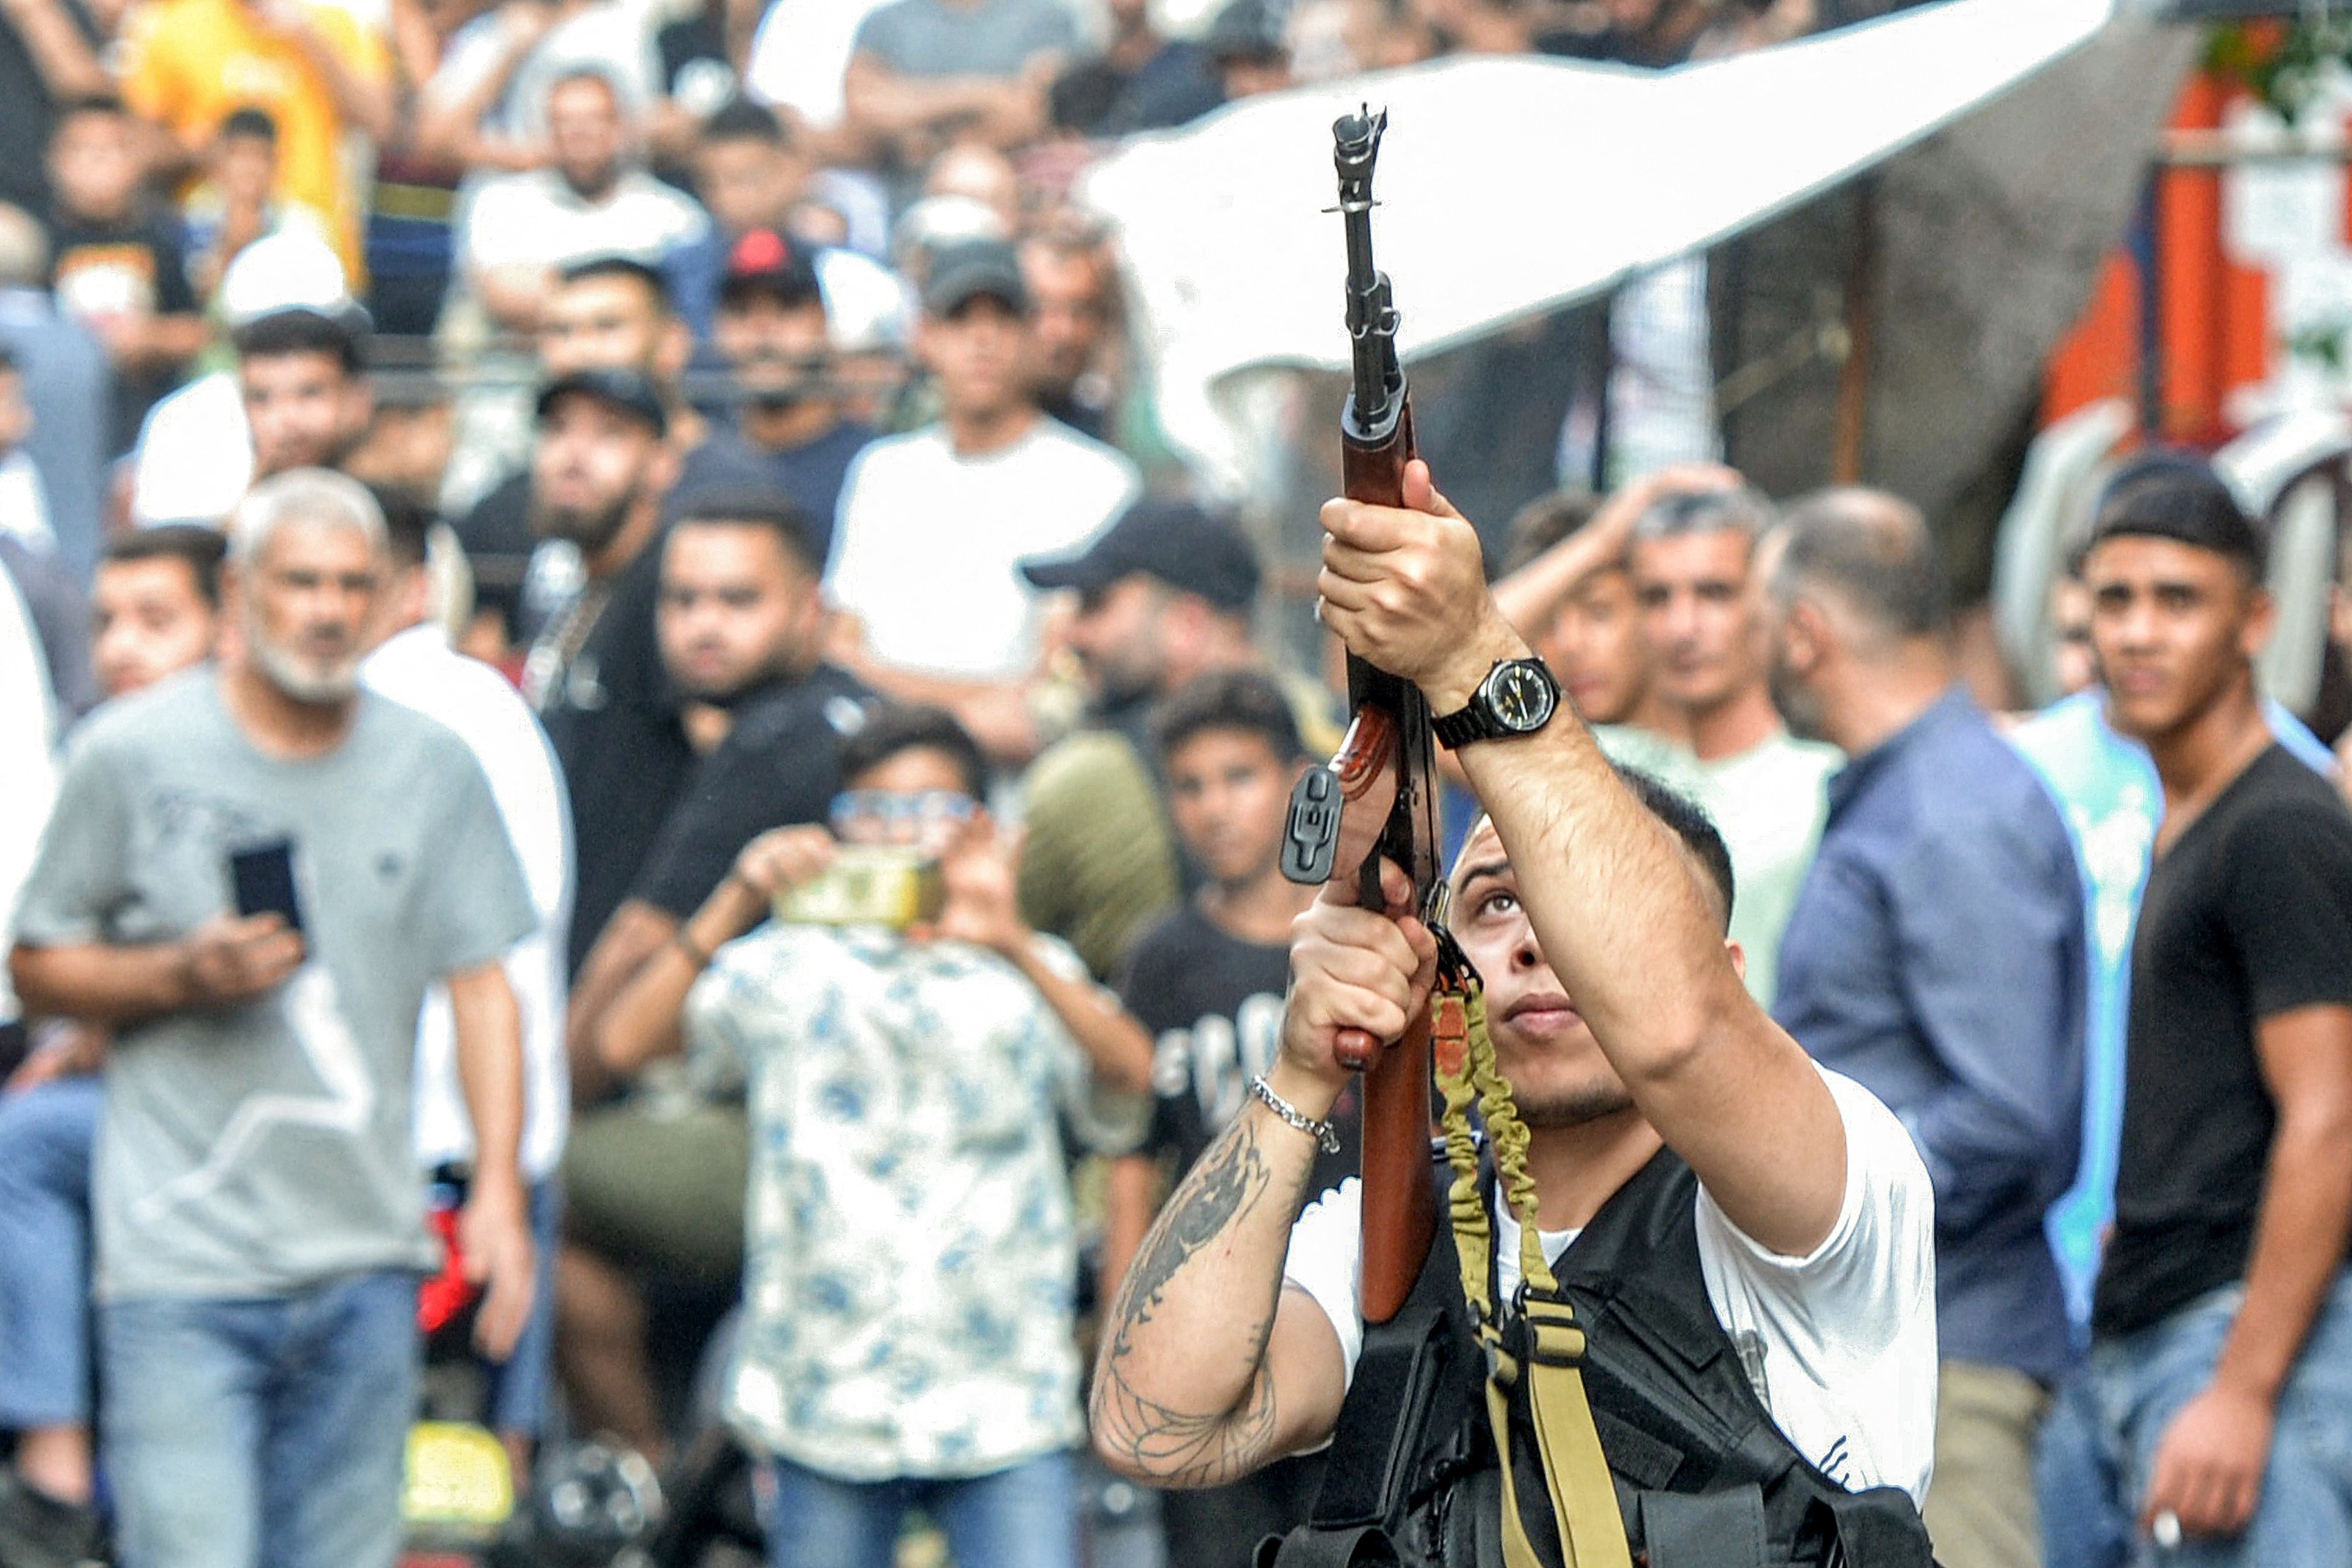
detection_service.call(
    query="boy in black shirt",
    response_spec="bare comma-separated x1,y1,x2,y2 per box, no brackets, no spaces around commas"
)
43,94,205,454
2037,458,2352,1567
1114,670,1352,1568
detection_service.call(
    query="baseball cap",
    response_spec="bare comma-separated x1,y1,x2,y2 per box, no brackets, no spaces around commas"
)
535,368,668,440
720,227,823,309
1020,497,1261,612
923,238,1029,318
219,230,368,333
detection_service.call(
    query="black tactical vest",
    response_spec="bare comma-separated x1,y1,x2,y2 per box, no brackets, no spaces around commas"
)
1259,1147,1935,1568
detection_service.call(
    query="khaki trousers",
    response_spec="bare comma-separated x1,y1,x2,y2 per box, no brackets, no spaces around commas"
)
1923,1360,2051,1568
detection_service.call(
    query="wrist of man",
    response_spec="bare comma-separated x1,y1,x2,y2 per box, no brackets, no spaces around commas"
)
1263,1055,1344,1125
2211,1349,2288,1409
1419,613,1531,716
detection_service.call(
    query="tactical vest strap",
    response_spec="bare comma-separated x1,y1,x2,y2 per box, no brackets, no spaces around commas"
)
1254,1523,1401,1568
1635,1488,1771,1568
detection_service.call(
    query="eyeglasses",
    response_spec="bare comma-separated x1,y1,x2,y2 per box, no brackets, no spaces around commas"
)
828,790,979,839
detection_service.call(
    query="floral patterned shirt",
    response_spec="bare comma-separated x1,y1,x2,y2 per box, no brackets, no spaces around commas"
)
687,923,1149,1480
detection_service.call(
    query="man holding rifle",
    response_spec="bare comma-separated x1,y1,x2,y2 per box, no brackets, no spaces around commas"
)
1092,461,1940,1568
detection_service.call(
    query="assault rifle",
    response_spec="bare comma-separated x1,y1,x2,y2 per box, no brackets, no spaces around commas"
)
1280,107,1447,1325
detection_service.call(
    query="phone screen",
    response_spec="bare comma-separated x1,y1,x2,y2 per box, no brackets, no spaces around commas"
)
228,840,305,933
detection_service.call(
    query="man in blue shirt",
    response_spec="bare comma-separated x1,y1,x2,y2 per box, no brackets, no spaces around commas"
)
1763,488,2086,1568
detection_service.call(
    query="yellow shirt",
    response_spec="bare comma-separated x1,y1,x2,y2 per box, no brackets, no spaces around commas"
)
120,0,389,280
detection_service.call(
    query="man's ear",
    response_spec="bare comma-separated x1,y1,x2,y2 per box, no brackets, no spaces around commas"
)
1784,597,1829,675
1725,938,1746,986
2242,582,2278,662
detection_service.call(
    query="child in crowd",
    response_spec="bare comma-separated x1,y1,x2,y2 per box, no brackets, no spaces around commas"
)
43,93,208,454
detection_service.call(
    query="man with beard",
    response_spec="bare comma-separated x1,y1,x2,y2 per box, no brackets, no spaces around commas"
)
1013,497,1300,980
558,488,869,1460
519,368,691,980
699,230,872,567
1092,460,1937,1568
8,469,537,1568
1760,489,2083,1568
454,257,717,660
458,69,709,337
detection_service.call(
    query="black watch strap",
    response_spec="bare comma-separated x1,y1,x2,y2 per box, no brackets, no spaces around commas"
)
1431,699,1501,750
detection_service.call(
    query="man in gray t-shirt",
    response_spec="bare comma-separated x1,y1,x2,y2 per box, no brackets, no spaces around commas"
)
9,470,536,1568
845,0,1077,162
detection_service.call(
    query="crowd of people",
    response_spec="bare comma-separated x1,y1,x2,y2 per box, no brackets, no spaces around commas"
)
0,3,2347,1568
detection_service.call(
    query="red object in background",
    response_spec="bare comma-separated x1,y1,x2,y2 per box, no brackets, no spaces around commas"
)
2044,70,2274,445
418,1194,478,1336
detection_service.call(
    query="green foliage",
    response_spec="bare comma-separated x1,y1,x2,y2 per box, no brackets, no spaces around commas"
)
2204,18,2352,126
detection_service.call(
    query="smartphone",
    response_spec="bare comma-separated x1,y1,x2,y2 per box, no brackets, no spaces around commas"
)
228,839,305,933
774,846,944,930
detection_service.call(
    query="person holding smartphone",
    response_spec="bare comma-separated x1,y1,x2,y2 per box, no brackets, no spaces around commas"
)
597,703,1153,1568
7,470,537,1568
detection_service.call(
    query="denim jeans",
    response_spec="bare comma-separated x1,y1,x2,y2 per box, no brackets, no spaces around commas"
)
2037,1271,2352,1568
766,1450,1078,1568
0,1076,101,1427
100,1270,420,1568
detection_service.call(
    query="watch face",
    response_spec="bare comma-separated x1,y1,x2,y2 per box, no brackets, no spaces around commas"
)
1486,660,1558,733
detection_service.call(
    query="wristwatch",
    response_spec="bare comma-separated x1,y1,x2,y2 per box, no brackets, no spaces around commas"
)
1432,657,1561,750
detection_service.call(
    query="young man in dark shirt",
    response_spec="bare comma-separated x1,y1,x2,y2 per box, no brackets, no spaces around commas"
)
2037,458,2352,1567
1115,669,1348,1568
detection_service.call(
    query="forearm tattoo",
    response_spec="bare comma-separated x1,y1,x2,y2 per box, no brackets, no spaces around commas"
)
1093,1114,1299,1485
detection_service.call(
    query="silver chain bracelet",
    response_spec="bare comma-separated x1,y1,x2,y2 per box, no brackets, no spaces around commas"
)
1249,1074,1341,1153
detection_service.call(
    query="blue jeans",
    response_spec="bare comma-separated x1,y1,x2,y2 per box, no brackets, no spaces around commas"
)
99,1270,420,1568
766,1450,1078,1568
0,1076,100,1427
2037,1272,2352,1568
486,1178,562,1436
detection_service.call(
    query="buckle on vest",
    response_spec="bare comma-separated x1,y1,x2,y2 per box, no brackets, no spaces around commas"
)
1520,1297,1589,1368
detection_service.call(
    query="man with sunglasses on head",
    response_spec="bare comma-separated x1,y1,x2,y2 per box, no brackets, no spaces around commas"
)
597,704,1155,1568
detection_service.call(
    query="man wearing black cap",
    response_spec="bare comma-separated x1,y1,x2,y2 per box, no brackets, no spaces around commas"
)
521,367,697,982
2036,458,2352,1567
829,236,1137,767
1014,497,1333,980
701,228,872,568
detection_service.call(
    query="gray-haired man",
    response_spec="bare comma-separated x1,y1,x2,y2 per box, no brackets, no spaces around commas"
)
1630,484,1840,1004
8,470,538,1568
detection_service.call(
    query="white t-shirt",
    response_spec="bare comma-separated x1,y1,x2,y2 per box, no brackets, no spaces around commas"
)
827,420,1138,681
130,372,250,527
461,168,710,279
363,625,575,1182
0,561,58,1022
1281,1068,1938,1506
1692,728,1840,1008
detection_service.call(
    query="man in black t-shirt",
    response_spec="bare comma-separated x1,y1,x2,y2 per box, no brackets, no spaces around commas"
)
2037,458,2352,1567
555,486,866,1462
1115,670,1354,1568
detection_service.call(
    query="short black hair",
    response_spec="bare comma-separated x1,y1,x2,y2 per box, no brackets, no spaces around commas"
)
558,254,673,312
2087,451,2266,581
233,307,366,377
370,483,435,570
1502,489,1604,575
1772,488,1949,640
1615,764,1735,933
836,704,987,799
1150,669,1305,765
701,97,790,148
101,524,229,608
221,107,278,143
669,486,821,576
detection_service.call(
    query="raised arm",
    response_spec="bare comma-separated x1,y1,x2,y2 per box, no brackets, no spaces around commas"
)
1316,461,1847,1257
933,823,1154,1094
1091,875,1434,1485
1490,463,1738,645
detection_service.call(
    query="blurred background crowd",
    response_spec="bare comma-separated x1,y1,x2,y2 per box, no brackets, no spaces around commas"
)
1,0,2349,1567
